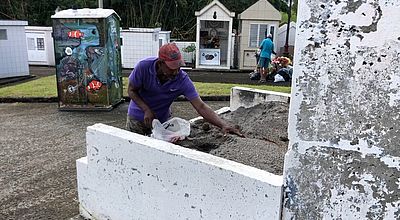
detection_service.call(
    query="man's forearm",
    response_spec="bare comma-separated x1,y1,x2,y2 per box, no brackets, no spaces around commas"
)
128,90,151,112
197,104,228,129
191,97,243,137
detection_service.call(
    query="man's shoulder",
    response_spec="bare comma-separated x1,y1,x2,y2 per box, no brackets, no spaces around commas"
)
130,57,157,80
136,57,158,68
264,39,273,47
176,70,190,82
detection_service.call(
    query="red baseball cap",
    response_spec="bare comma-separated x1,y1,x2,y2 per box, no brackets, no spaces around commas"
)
159,43,185,69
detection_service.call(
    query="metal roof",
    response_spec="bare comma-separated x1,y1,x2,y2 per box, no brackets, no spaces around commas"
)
0,20,28,26
51,8,120,20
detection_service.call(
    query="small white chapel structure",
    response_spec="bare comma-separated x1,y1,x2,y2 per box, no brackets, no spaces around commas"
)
195,0,235,69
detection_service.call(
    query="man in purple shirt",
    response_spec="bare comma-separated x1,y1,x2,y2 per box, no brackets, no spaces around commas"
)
126,43,243,139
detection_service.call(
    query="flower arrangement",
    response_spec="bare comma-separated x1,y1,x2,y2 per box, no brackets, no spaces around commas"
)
182,43,196,53
182,43,196,67
271,56,292,68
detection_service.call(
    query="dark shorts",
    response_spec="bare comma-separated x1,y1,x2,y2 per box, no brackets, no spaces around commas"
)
258,57,271,68
126,115,152,136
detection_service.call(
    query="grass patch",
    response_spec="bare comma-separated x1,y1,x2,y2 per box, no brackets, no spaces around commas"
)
193,82,290,95
0,75,57,98
0,75,290,98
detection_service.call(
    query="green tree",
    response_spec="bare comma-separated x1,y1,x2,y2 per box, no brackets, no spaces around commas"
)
0,0,97,26
0,0,293,39
280,0,298,25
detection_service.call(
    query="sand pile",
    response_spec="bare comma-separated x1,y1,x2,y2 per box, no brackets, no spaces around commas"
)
177,102,289,175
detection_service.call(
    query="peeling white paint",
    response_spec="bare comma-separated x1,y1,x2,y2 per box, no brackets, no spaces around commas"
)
292,139,383,157
388,73,400,107
380,155,400,169
384,201,400,219
324,173,397,219
348,18,400,53
340,3,376,26
284,0,400,218
325,182,381,219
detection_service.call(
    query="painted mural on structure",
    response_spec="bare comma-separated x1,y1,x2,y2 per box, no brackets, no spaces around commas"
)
53,16,122,109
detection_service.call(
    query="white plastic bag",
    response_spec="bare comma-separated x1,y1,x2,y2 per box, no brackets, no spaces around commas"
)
274,74,285,82
151,117,191,142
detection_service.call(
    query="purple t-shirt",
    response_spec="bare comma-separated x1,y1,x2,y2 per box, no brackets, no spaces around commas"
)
128,57,199,123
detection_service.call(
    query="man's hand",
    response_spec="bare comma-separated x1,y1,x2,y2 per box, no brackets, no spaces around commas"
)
143,109,156,128
128,82,155,128
222,125,245,137
190,97,245,138
170,136,185,143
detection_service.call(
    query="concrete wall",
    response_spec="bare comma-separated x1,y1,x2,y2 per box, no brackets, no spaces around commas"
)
77,123,283,219
283,0,400,219
230,86,290,111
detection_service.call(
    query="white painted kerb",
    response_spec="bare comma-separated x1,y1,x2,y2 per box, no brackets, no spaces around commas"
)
77,123,283,220
230,86,290,111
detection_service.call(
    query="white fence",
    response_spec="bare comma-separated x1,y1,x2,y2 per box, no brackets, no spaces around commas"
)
121,28,160,68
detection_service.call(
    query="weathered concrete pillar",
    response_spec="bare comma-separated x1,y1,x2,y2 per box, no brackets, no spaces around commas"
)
284,0,400,219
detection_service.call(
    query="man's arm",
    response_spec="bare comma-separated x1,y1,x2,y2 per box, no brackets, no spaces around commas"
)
190,97,244,137
128,82,155,128
272,43,276,55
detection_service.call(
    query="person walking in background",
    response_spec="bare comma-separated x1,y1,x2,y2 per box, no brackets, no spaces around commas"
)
126,43,244,140
258,34,276,83
255,48,261,76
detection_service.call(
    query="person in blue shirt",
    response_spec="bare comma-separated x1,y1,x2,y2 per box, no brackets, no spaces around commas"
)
258,34,276,83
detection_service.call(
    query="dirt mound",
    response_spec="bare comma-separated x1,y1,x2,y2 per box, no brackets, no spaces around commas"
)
177,102,289,175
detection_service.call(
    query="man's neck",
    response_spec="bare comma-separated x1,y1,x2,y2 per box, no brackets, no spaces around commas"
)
155,60,168,84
